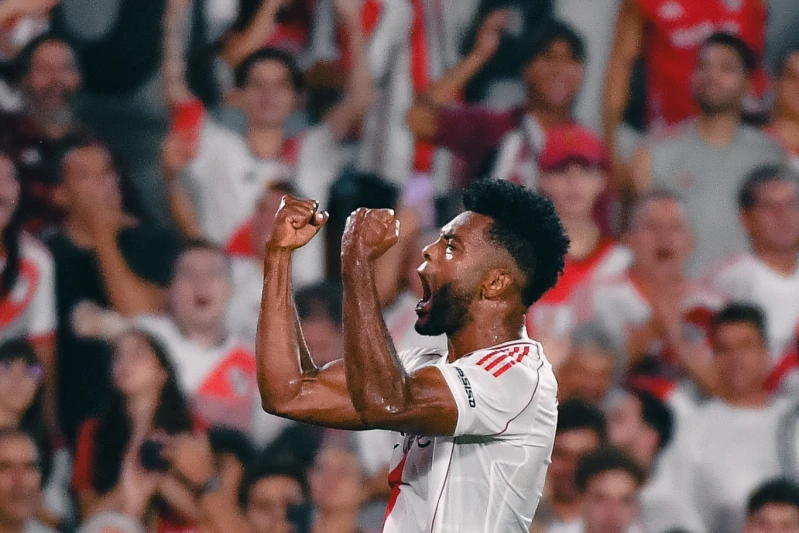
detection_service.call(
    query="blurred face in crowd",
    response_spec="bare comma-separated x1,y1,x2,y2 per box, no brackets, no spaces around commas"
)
693,44,750,115
549,428,602,503
711,321,769,399
776,51,799,120
23,39,80,117
251,188,291,257
581,470,640,533
628,197,693,279
170,247,231,334
242,59,297,128
746,503,799,533
557,345,615,405
0,358,42,425
538,163,606,222
0,434,41,529
0,155,20,232
246,474,305,533
524,40,583,112
112,333,168,398
300,312,342,367
56,146,123,217
741,179,799,254
607,394,660,471
309,447,366,512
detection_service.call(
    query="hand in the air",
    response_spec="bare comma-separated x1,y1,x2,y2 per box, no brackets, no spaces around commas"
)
342,208,400,262
266,195,328,252
471,10,509,61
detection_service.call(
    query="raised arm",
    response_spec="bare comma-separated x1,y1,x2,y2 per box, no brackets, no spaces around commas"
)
221,0,286,69
256,195,365,430
601,0,643,180
405,10,507,142
323,0,376,140
340,209,458,435
162,0,194,108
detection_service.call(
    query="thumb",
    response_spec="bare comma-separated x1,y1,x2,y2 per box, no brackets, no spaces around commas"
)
311,210,329,228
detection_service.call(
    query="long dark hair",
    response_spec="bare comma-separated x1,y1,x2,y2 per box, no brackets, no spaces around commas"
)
0,153,22,300
92,330,193,494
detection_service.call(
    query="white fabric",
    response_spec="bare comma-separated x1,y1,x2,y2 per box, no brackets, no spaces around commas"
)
666,398,792,533
0,235,56,341
382,339,557,533
704,253,799,361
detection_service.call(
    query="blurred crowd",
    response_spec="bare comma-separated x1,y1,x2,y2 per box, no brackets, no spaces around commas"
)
1,0,799,532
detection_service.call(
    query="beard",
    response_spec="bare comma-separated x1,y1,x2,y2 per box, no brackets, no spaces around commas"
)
415,281,472,337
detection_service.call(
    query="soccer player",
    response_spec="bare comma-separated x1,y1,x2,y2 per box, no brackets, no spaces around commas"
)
256,179,570,532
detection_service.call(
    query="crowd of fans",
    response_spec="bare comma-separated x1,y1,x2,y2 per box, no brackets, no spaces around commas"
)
1,0,799,532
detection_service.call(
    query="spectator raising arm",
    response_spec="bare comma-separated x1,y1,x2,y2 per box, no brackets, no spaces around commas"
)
221,0,287,70
406,10,507,142
256,195,365,429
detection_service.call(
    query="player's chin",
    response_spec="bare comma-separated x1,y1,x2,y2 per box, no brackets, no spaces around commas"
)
414,313,441,337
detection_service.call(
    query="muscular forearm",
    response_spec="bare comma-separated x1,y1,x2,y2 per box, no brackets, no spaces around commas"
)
342,260,407,423
256,250,315,412
91,227,165,316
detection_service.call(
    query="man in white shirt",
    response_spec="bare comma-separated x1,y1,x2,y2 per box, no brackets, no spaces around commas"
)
0,429,56,533
256,179,570,532
705,165,799,365
670,303,792,533
744,479,799,533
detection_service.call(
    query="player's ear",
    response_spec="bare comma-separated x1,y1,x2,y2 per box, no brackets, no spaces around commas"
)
481,268,515,300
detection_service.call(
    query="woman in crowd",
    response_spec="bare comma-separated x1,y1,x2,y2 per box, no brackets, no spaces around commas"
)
71,329,212,532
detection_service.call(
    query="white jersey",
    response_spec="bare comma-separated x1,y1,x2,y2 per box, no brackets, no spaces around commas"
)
383,339,558,533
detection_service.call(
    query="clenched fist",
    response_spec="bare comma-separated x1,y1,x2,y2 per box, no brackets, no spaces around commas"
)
341,208,400,263
266,195,328,252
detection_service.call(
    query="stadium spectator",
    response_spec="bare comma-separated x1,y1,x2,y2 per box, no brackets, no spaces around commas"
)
161,0,374,246
536,400,606,533
555,324,619,405
528,124,631,340
0,155,56,434
602,0,767,154
767,49,799,171
745,479,799,533
295,282,344,369
671,304,792,533
76,513,145,533
0,429,55,533
407,14,584,186
0,36,138,234
576,192,724,385
629,33,784,275
705,166,799,365
71,330,211,530
45,144,180,444
0,339,45,453
308,446,368,533
574,448,646,533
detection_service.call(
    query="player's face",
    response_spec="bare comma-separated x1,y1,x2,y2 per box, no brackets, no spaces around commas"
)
538,163,606,222
549,429,601,502
524,40,583,111
415,213,495,336
693,44,749,114
557,346,614,405
628,198,692,278
746,503,799,533
777,52,799,119
59,146,123,214
742,180,799,253
581,471,639,533
112,333,168,397
242,60,297,128
169,248,231,332
0,436,41,526
0,156,20,232
24,40,80,114
309,448,366,511
711,321,769,398
246,475,305,533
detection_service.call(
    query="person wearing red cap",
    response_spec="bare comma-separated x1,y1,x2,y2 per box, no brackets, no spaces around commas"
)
529,124,631,354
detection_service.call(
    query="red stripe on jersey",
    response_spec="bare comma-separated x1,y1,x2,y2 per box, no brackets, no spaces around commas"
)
476,348,504,366
484,352,511,372
381,452,409,530
516,346,530,362
493,360,516,377
766,353,799,393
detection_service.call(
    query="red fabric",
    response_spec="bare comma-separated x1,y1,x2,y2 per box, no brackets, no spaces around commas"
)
539,124,609,171
538,240,618,306
638,0,767,127
382,453,409,530
225,221,256,258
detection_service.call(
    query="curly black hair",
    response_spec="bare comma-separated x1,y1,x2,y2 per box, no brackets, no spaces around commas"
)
462,179,569,307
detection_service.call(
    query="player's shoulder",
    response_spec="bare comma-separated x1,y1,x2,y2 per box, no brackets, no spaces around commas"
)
459,339,547,379
397,347,444,372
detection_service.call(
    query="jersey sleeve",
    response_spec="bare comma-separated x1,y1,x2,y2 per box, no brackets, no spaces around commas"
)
27,243,56,339
437,348,544,437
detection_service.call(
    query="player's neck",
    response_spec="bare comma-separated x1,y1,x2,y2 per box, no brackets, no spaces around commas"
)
446,310,526,362
752,242,799,276
247,124,285,160
696,111,741,147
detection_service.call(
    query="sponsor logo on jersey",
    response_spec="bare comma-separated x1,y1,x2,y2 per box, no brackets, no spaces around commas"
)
455,367,476,407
